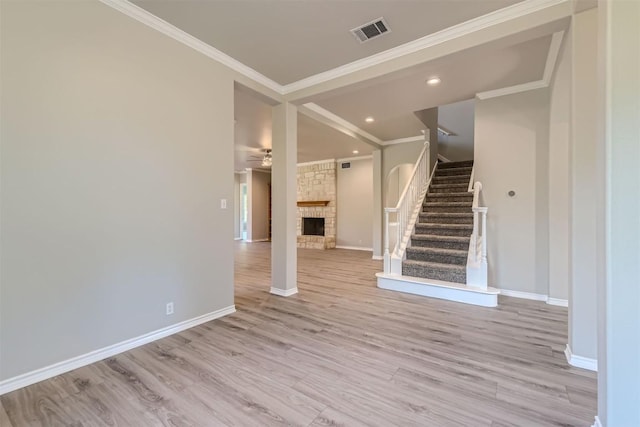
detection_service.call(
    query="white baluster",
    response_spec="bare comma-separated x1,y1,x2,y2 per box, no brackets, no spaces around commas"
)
396,211,402,257
472,209,479,262
384,209,390,273
481,208,488,263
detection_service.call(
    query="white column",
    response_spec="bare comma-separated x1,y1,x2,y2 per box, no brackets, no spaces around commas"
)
568,8,599,367
372,149,383,259
596,1,640,425
270,102,298,296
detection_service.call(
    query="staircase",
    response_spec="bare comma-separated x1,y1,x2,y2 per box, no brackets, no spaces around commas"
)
402,160,474,283
377,150,499,307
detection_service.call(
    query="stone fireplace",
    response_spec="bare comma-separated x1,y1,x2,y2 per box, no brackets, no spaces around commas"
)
297,160,336,249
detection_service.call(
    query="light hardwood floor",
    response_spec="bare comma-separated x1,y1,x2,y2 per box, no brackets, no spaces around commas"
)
1,242,596,426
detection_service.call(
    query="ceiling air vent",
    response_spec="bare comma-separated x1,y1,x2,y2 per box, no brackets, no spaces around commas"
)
350,17,391,43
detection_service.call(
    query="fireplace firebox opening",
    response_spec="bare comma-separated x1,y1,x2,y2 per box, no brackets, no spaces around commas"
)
302,217,325,236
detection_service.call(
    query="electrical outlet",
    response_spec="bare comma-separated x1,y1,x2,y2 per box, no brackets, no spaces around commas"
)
166,302,174,315
220,199,227,209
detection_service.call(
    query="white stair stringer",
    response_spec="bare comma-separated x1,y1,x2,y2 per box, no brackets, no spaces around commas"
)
376,273,499,307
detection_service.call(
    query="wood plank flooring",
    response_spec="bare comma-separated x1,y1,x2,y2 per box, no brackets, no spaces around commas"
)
1,242,597,426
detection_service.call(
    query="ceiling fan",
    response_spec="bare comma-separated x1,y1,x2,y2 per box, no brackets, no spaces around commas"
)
246,148,272,167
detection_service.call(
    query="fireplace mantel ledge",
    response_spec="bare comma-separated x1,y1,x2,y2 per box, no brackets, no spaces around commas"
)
297,200,330,207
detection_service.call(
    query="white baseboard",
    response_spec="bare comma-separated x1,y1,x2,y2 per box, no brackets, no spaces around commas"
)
335,245,373,252
565,344,598,372
546,297,569,307
592,416,602,427
0,305,236,396
245,238,269,243
270,287,298,297
500,289,569,307
234,237,242,241
499,289,548,301
377,273,499,307
372,255,384,260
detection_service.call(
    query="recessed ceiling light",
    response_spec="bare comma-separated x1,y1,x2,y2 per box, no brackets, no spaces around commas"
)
365,117,375,123
353,150,359,154
426,77,441,86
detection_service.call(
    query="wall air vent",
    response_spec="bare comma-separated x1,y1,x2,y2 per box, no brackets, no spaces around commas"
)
350,17,391,43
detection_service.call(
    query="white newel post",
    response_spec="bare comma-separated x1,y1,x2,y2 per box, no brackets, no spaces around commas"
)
467,180,488,289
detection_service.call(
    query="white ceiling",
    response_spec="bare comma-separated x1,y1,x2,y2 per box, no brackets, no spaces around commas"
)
234,88,374,171
130,0,569,170
132,0,523,85
313,34,551,140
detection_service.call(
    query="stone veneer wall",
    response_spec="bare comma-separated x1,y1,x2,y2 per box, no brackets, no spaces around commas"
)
297,161,336,249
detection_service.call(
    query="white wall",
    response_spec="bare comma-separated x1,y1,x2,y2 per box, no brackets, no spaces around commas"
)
382,140,426,208
1,1,235,381
337,158,373,250
597,1,640,424
438,99,475,161
248,170,271,241
385,163,413,208
474,89,550,295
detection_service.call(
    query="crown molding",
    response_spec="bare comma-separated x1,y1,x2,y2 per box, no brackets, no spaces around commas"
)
336,155,373,162
297,159,336,167
101,0,569,99
380,135,425,146
299,103,383,147
476,80,548,99
281,0,569,94
542,30,565,84
476,30,564,100
98,0,283,94
245,167,271,174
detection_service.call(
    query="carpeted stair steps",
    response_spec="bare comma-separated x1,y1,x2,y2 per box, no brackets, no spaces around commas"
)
402,160,474,284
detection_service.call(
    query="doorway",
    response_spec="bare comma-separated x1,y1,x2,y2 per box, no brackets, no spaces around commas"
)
240,182,248,241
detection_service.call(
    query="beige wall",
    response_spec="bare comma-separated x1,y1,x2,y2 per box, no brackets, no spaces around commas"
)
337,158,373,249
1,1,235,380
569,8,598,361
547,30,572,302
414,108,439,170
474,89,550,295
248,170,271,241
438,99,475,162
